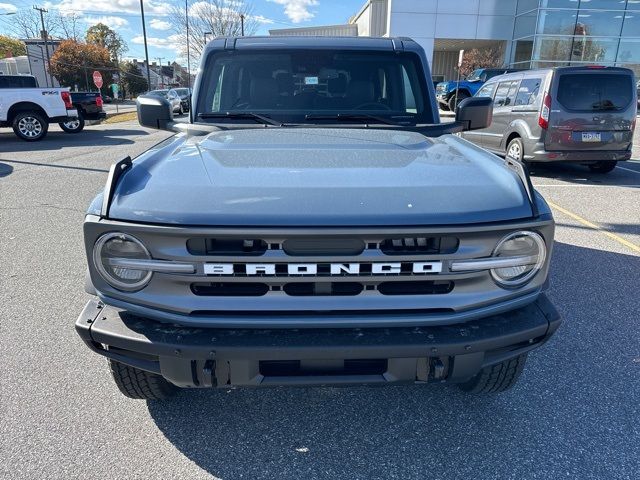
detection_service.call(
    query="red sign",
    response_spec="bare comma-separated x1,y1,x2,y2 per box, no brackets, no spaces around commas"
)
92,70,103,89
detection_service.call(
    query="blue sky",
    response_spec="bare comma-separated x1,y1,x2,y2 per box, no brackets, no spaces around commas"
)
0,0,364,62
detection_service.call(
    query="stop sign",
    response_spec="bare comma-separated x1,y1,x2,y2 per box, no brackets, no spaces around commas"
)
93,71,103,89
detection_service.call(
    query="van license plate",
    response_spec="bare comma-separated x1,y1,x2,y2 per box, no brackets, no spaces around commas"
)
581,132,602,142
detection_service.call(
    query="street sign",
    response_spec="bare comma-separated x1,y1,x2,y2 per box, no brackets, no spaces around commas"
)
458,49,465,67
93,70,103,89
111,84,119,97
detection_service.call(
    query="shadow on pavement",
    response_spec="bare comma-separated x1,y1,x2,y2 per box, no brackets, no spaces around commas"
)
147,241,639,479
0,159,108,174
0,128,149,154
0,162,13,177
529,161,640,186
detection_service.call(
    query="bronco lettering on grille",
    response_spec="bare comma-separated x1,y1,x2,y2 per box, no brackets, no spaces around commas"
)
204,262,443,275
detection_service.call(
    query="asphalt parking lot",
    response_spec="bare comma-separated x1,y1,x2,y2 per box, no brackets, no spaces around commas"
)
1,122,639,479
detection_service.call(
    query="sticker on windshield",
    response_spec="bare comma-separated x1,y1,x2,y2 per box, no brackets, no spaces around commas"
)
304,76,319,85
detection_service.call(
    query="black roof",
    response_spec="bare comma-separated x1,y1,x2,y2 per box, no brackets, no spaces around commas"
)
203,35,419,54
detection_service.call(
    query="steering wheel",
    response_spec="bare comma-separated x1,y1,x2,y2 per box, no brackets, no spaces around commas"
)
353,102,392,111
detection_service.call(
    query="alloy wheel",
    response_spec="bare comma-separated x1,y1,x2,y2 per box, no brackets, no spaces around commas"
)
18,117,43,138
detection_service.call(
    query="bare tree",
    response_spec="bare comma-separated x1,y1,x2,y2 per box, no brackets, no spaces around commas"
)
169,0,258,65
459,47,504,78
55,12,84,42
11,8,85,41
11,9,57,39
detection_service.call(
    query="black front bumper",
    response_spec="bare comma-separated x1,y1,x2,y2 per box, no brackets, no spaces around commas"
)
76,295,561,388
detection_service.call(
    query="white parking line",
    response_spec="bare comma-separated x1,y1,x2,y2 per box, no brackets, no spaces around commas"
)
616,165,640,174
534,184,640,187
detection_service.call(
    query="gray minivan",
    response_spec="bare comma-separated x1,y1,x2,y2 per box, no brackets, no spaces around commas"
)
462,66,637,173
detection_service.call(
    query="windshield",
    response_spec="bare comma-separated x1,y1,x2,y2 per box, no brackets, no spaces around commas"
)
466,69,483,82
196,49,431,124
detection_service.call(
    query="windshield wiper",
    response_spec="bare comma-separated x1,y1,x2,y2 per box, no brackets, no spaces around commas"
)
304,113,415,126
198,112,284,126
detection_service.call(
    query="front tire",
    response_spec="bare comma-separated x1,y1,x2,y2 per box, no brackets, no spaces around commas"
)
458,354,527,393
12,111,48,141
448,91,469,112
108,359,177,400
59,112,85,133
588,161,617,174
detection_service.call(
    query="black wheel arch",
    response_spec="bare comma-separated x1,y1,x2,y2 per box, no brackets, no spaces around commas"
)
7,102,49,123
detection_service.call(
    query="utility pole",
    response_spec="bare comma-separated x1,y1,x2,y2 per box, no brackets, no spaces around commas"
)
156,57,165,88
33,6,54,87
240,14,245,36
185,0,191,85
139,0,151,90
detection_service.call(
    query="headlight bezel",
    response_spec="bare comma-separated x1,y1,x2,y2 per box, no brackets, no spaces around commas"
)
490,230,547,288
93,232,153,292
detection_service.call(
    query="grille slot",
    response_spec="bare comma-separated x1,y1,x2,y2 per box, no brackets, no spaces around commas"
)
380,236,458,255
283,282,363,296
378,281,453,296
191,282,269,296
191,281,452,297
282,238,365,256
187,238,267,256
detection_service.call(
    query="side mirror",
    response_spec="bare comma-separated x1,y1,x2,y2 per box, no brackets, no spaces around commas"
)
456,96,493,131
136,94,174,130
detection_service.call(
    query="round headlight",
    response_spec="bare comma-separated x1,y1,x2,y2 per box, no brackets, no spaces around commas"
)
93,233,152,291
491,231,546,288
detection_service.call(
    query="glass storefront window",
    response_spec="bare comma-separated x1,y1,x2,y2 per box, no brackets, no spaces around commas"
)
570,36,619,62
538,9,578,35
579,0,627,9
575,10,625,36
628,0,640,11
531,60,571,68
622,12,640,37
515,11,538,38
534,36,573,61
514,38,535,62
617,39,640,63
539,0,579,7
517,0,540,14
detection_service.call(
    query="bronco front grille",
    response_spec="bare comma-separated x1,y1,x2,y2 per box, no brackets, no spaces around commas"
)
190,280,453,297
86,219,555,322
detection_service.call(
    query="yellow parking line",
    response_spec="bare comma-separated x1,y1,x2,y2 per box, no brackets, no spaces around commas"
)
547,200,640,254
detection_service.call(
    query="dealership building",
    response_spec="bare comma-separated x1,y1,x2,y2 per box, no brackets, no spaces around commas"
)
270,0,640,81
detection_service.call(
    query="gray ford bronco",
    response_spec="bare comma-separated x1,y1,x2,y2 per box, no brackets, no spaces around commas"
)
76,36,561,399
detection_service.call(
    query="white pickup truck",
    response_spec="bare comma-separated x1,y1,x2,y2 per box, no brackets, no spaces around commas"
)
0,75,78,141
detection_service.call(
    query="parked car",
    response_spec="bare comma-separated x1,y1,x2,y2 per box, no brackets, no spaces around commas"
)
436,68,520,111
59,92,107,133
76,36,561,400
147,89,184,115
173,87,191,112
0,74,78,141
461,66,637,173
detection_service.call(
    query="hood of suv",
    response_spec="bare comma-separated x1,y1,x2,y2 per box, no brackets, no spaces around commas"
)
105,128,532,226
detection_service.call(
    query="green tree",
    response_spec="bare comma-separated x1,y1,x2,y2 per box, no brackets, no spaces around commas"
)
0,35,26,57
120,60,148,97
86,23,127,62
50,40,114,91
